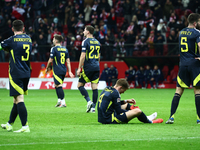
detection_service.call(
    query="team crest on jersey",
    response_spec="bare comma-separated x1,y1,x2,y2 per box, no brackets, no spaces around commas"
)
117,98,121,102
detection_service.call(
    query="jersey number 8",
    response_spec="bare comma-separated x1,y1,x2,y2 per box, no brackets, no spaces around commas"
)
60,53,65,64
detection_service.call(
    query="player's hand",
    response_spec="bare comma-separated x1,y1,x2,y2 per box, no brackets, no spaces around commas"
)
76,68,81,76
195,57,200,61
69,72,74,78
126,99,136,105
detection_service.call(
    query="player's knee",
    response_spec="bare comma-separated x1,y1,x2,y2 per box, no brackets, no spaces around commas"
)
132,108,142,115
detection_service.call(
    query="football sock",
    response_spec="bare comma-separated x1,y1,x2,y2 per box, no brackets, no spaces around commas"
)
195,94,200,120
126,103,132,110
61,99,66,105
137,112,152,123
56,86,64,99
17,102,28,126
58,98,61,103
150,81,153,88
8,103,18,124
92,89,98,108
78,86,90,102
170,93,181,118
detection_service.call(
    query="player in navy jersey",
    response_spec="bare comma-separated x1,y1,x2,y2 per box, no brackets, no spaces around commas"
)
0,20,31,132
46,34,74,107
166,13,200,124
76,25,101,113
98,79,163,124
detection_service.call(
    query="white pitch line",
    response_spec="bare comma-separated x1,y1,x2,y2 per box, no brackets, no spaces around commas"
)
0,136,200,147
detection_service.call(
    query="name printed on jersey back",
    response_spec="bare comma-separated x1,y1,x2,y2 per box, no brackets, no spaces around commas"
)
180,31,192,35
90,41,99,44
14,38,32,42
57,48,66,51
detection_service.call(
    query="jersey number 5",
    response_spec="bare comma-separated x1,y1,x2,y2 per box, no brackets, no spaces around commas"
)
180,37,188,52
89,46,100,59
21,44,30,61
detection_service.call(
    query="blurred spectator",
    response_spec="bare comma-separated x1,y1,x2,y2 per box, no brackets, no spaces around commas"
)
105,29,115,60
135,4,145,20
24,4,33,28
26,26,36,41
69,36,76,61
144,65,153,88
37,34,47,61
0,13,6,34
75,19,84,33
65,1,74,25
107,8,117,34
146,31,155,56
84,4,92,24
0,35,5,62
134,35,142,51
51,28,61,41
45,67,53,78
33,0,43,17
121,19,129,31
125,66,135,83
123,0,132,23
57,2,65,25
163,0,174,21
68,16,76,35
96,0,111,16
99,9,109,23
154,31,165,55
157,18,167,43
74,35,82,61
167,29,178,55
151,65,162,89
135,66,145,88
92,0,99,12
108,64,118,86
139,24,147,38
140,36,148,51
31,41,39,61
74,3,82,18
100,63,110,83
125,30,135,57
3,19,13,39
38,64,46,78
3,2,12,19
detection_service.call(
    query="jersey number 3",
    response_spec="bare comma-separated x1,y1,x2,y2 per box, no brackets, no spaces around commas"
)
21,44,30,61
181,37,188,52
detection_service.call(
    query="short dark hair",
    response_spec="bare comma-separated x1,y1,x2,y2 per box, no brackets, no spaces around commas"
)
116,79,130,89
187,13,200,24
54,34,63,43
12,20,24,31
85,25,94,34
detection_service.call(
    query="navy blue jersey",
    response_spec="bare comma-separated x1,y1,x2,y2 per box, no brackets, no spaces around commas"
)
144,69,153,79
136,70,144,78
0,34,32,78
98,86,126,124
109,68,118,78
179,28,200,66
100,68,110,81
152,69,161,78
50,45,69,75
82,37,101,72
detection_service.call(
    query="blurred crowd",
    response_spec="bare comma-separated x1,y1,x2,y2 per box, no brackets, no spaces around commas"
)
0,0,200,62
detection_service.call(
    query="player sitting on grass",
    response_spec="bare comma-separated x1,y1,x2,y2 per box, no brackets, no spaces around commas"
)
98,79,163,124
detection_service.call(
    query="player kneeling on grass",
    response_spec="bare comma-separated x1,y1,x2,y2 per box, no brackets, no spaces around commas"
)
97,79,163,124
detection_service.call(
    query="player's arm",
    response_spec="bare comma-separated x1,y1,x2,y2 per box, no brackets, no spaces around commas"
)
0,43,9,52
46,58,53,73
66,58,74,78
77,52,86,76
195,42,200,60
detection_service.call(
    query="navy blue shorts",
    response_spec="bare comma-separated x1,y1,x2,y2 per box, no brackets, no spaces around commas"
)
177,65,200,88
53,74,65,85
79,69,100,84
110,112,128,124
9,77,29,96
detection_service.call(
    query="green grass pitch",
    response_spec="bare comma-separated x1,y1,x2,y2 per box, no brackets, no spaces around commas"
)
0,88,200,150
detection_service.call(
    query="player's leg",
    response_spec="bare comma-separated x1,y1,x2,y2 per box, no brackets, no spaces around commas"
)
194,87,200,124
55,84,66,107
54,75,65,107
91,83,98,113
166,66,189,124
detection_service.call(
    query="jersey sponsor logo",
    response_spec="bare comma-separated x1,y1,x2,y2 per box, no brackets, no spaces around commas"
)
117,98,121,103
40,81,73,89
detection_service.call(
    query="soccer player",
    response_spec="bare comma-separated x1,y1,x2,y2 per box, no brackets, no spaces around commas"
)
166,13,200,124
0,20,32,132
77,25,101,113
46,34,74,107
98,79,163,124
